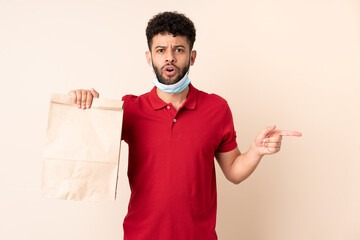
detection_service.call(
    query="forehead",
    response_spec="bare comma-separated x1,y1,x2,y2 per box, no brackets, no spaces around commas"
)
151,33,189,49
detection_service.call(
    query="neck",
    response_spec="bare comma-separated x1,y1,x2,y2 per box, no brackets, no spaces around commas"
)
156,86,190,111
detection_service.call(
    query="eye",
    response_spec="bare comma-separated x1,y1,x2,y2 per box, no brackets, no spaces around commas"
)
175,48,184,53
156,49,164,53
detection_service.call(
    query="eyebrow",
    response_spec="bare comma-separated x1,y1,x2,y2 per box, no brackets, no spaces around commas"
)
174,45,186,49
154,45,186,49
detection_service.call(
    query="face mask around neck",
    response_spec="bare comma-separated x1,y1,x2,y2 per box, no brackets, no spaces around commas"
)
152,72,191,93
150,55,191,93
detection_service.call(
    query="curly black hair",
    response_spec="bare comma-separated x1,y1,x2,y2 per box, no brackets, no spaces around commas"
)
146,11,196,51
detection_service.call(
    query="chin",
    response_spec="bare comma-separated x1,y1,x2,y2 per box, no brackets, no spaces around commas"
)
161,76,179,85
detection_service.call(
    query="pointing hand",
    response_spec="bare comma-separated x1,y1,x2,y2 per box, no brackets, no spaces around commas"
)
252,125,302,156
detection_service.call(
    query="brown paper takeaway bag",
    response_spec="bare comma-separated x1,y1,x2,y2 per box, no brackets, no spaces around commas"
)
41,94,123,202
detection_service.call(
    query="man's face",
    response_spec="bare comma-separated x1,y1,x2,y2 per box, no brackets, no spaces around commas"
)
146,33,196,85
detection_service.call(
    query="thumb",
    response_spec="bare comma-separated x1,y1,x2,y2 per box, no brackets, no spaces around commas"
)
90,88,99,98
256,125,276,144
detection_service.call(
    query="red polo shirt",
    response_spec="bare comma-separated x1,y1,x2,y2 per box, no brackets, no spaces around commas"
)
121,84,237,240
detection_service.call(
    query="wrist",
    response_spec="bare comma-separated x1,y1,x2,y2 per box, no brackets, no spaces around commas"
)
249,141,264,160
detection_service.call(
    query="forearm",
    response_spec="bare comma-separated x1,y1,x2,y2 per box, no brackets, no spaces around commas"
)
229,144,263,184
219,125,302,185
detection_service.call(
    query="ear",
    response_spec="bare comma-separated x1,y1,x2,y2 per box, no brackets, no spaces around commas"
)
190,50,197,66
145,51,152,66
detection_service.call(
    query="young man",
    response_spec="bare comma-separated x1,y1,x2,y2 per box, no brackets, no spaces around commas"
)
69,11,301,240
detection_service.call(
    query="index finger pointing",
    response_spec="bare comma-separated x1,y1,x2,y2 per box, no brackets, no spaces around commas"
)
273,130,302,137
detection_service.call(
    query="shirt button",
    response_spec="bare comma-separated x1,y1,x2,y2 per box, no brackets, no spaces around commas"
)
167,106,170,109
173,118,177,123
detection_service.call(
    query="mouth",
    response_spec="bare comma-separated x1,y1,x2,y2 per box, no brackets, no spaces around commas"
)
164,66,176,72
162,65,178,75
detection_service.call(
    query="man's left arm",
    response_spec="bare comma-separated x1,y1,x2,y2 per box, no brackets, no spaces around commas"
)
215,125,302,184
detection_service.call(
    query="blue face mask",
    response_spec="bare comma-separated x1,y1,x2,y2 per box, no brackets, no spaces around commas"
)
152,72,191,93
150,55,191,94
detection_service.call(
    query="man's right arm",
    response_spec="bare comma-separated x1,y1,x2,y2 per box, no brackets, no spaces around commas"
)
68,88,99,109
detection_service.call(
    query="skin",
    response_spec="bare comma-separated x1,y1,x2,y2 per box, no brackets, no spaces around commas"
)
68,32,302,185
215,125,302,184
145,33,197,111
148,33,192,85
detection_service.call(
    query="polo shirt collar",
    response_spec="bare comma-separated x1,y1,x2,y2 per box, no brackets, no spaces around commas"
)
149,83,198,110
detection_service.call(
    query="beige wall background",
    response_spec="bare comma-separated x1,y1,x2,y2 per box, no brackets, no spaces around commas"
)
0,0,359,239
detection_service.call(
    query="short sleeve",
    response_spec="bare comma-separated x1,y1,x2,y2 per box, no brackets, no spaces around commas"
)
216,104,237,152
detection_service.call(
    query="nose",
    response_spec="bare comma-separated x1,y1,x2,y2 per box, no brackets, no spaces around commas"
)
165,51,176,63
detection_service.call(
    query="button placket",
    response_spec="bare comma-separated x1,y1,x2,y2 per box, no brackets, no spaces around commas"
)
165,104,177,133
170,108,186,136
165,104,175,120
